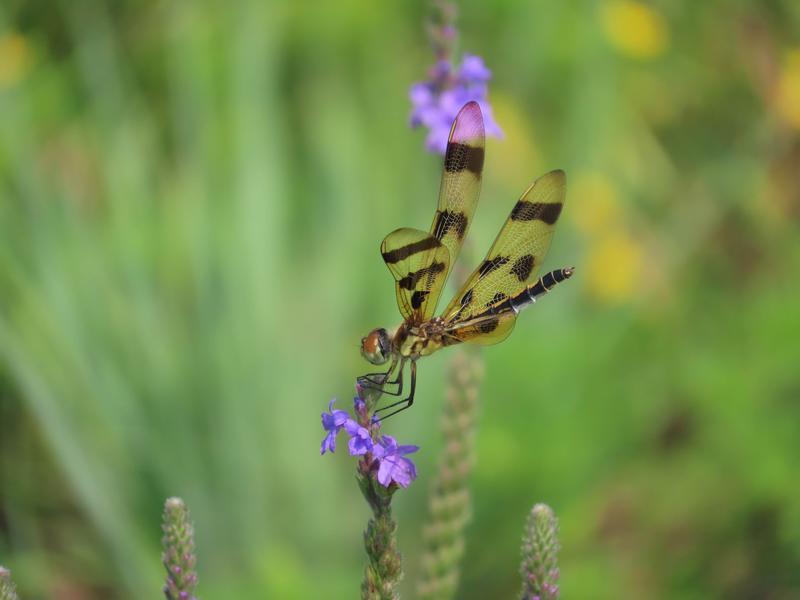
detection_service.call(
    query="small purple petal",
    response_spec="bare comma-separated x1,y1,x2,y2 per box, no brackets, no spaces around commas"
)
395,444,420,456
321,399,352,454
459,54,492,83
372,435,419,487
320,430,336,455
378,435,398,453
321,412,335,430
353,395,366,416
425,126,451,154
438,88,467,117
322,400,350,430
477,101,504,138
430,59,452,81
460,81,489,100
343,419,361,435
410,82,434,107
377,455,418,488
348,426,373,456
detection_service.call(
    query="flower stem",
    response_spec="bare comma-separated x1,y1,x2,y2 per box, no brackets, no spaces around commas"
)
356,382,403,599
416,349,483,600
359,473,402,600
428,0,458,63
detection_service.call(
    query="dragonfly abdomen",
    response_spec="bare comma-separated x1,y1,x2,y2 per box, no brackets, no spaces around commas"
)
500,267,574,314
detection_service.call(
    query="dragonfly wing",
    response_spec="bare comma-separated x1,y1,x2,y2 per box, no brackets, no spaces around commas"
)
381,228,450,322
430,101,485,287
440,170,567,345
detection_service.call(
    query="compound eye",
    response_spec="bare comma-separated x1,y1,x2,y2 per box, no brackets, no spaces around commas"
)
363,332,378,354
361,328,390,365
377,329,391,356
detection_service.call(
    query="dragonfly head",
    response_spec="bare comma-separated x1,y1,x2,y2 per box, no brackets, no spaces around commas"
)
361,328,391,365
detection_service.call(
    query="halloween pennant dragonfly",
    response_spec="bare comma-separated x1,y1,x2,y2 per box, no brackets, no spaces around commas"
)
359,101,573,419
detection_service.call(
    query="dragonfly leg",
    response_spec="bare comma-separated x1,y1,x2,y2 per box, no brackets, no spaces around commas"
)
359,356,398,386
359,359,405,397
374,361,417,420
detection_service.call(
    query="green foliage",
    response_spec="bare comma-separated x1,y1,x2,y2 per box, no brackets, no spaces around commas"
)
1,1,800,598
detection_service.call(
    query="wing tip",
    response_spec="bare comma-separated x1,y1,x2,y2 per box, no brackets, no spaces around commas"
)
450,101,485,143
519,168,567,200
547,169,567,185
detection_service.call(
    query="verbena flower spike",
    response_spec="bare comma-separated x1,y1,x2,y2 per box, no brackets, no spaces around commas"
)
0,567,19,600
161,497,199,600
409,0,503,153
519,503,560,600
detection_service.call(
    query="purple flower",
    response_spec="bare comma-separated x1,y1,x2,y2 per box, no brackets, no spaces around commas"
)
459,54,492,82
321,393,420,488
353,393,367,419
431,59,452,80
345,420,373,456
320,399,351,454
409,53,503,154
373,436,419,488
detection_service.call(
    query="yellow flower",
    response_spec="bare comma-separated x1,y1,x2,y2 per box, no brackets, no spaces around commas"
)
775,49,800,129
0,32,31,89
485,93,540,185
602,1,669,60
571,172,621,237
585,229,644,303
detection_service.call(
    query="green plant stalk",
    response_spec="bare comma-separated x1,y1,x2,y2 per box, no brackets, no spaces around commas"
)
359,473,402,600
416,350,483,600
357,382,403,600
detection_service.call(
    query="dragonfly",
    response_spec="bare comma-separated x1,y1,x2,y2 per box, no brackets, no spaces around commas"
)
359,101,573,419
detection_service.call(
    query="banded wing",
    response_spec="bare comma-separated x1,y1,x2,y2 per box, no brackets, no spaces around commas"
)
430,101,485,285
440,169,567,345
381,228,450,323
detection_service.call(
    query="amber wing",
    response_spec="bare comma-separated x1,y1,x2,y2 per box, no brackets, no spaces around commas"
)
440,169,567,345
381,228,450,323
429,101,485,285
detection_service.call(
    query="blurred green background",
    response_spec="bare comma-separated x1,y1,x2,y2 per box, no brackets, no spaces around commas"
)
1,1,799,598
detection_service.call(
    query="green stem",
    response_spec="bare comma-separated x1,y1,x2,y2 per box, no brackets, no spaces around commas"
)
416,350,483,600
360,472,402,600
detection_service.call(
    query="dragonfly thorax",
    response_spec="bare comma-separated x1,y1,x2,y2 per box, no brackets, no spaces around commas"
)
394,318,448,359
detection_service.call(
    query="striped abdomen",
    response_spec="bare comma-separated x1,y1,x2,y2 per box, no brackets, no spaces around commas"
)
495,267,574,315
